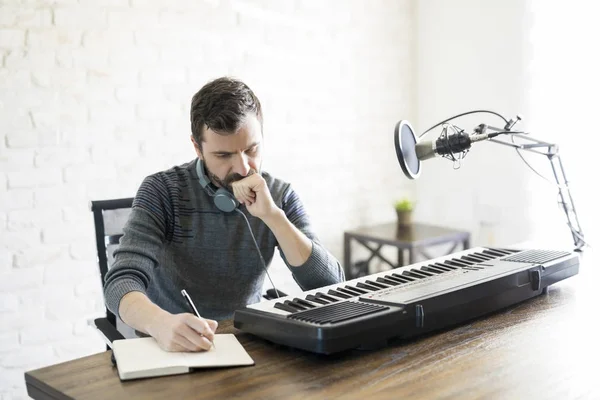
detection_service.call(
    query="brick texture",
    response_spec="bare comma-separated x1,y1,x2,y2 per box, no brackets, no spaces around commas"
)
0,1,415,397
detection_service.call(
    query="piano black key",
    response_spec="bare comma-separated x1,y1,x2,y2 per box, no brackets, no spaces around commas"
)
356,282,380,291
430,263,453,272
465,256,483,263
445,259,470,268
462,255,485,263
345,285,368,295
382,275,405,284
365,280,389,289
338,287,361,297
328,289,351,299
306,294,333,304
415,269,435,277
483,249,505,258
284,300,307,311
294,298,317,308
413,269,432,278
403,270,427,279
421,265,445,274
316,292,338,302
392,273,415,282
274,302,298,313
306,294,329,305
459,256,477,265
471,252,494,261
455,259,474,267
434,264,454,273
491,248,515,256
338,285,369,296
470,256,487,264
376,277,399,286
434,262,458,270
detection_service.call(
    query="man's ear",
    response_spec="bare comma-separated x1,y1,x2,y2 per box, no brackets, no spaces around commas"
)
191,135,203,159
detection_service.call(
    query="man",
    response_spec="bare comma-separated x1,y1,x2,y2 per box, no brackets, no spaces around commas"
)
103,77,345,353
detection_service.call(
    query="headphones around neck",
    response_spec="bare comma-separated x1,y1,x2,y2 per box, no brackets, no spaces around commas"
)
196,159,240,213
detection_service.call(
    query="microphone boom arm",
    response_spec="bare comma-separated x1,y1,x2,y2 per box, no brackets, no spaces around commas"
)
396,112,586,251
487,130,585,251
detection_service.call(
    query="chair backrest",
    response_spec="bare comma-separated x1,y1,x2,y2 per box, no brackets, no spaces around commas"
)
90,198,135,338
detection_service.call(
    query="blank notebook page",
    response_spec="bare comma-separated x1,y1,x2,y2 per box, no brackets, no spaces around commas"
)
113,333,254,380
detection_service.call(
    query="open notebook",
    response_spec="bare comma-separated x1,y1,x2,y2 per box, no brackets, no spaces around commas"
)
112,334,254,380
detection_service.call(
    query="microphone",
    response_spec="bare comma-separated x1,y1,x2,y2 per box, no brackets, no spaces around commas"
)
395,119,498,180
415,132,493,161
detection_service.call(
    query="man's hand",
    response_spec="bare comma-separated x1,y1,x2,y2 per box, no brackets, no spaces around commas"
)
147,312,218,352
231,173,279,220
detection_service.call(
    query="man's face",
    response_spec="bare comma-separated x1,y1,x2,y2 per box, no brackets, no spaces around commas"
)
192,113,262,190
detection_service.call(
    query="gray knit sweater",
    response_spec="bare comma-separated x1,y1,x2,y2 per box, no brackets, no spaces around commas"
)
103,159,345,321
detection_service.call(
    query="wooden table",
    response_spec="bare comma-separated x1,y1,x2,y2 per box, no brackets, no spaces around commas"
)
344,222,471,278
25,251,598,400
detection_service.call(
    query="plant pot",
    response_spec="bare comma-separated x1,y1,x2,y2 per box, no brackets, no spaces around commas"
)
396,210,412,227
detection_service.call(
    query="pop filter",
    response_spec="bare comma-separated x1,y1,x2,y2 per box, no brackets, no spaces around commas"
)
394,120,421,179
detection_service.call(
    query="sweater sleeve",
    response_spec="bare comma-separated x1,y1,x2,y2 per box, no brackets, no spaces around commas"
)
103,174,173,319
278,186,345,290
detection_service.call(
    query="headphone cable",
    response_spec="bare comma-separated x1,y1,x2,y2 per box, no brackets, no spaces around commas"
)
234,208,281,299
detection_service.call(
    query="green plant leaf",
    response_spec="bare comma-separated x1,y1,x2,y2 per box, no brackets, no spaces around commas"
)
394,198,414,211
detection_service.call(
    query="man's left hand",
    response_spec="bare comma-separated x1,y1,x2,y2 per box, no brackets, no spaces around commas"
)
231,173,279,220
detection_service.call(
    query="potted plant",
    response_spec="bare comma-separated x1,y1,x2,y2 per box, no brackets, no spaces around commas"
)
394,198,414,227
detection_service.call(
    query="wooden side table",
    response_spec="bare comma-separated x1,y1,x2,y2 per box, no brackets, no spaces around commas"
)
343,222,471,279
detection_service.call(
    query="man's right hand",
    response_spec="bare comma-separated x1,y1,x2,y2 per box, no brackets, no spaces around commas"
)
118,292,218,352
148,312,218,352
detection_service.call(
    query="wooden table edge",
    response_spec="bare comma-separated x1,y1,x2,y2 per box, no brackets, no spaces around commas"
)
25,370,73,400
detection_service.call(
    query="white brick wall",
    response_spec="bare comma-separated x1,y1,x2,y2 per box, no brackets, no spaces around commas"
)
0,0,415,397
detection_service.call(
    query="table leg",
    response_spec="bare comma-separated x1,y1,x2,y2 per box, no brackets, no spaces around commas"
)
344,233,351,278
355,239,397,270
397,248,404,267
409,247,416,265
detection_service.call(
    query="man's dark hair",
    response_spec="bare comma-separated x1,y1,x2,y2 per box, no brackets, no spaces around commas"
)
190,77,263,149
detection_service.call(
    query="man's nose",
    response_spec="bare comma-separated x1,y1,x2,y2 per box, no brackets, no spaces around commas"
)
233,153,251,176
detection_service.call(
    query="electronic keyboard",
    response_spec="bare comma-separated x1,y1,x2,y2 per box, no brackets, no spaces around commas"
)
233,246,580,354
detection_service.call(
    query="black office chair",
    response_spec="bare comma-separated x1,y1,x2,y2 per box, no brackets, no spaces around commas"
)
90,197,286,347
90,197,135,346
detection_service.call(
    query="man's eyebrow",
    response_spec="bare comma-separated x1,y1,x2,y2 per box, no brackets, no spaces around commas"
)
211,150,235,156
211,142,260,155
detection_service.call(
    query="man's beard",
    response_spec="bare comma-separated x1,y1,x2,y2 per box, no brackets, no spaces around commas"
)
207,166,258,191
